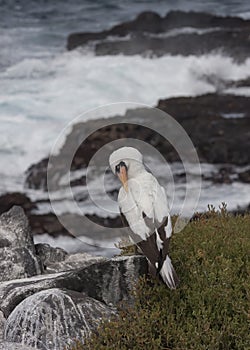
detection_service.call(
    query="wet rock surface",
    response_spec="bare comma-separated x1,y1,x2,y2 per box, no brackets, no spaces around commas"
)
25,93,250,191
67,11,250,60
0,93,249,240
4,288,116,350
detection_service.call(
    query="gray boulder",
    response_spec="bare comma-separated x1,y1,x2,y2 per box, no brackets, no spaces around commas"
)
0,206,34,249
0,255,147,317
0,207,41,281
4,288,116,350
35,243,106,273
45,252,106,273
35,243,67,272
0,247,41,282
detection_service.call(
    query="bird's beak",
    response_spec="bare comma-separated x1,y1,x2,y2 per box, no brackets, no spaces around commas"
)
118,165,128,192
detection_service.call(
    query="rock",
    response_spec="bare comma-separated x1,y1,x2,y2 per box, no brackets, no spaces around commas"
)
66,11,250,60
157,94,250,165
25,157,48,190
47,252,106,273
0,247,41,282
0,206,35,249
0,193,36,216
28,212,71,236
25,94,250,192
0,255,147,318
202,166,234,184
238,169,250,183
0,194,70,239
95,28,250,60
0,207,41,281
35,243,107,273
67,10,250,51
18,93,250,239
4,288,116,350
35,243,68,269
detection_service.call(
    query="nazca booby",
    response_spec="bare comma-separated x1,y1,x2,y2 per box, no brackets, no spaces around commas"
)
109,147,179,289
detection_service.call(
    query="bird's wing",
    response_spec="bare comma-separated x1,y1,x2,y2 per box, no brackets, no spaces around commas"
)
118,182,151,241
118,172,172,272
121,172,171,236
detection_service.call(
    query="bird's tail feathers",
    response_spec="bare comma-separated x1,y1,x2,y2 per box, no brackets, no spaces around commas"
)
160,255,179,289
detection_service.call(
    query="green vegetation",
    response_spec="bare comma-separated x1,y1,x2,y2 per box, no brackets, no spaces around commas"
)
70,208,250,350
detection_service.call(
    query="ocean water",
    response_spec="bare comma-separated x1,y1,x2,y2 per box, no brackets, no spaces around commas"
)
1,0,250,213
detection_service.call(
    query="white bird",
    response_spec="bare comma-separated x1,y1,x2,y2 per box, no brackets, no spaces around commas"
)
109,146,179,289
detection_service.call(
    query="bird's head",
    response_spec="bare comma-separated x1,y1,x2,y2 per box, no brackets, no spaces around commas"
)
109,147,144,192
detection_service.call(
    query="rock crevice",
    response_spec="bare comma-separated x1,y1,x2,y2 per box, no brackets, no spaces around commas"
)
0,207,147,350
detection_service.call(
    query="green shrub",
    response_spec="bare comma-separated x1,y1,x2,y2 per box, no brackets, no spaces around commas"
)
70,210,250,350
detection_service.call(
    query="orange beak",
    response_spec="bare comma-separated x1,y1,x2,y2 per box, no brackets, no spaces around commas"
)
118,165,128,192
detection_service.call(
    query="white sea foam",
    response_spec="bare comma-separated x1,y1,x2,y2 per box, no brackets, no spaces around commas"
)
1,51,250,199
0,52,249,175
32,159,250,220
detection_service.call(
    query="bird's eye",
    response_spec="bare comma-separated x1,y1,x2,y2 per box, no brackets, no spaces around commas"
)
115,164,120,173
115,161,127,173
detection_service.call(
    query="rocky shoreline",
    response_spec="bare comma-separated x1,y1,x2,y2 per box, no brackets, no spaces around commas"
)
0,93,249,241
1,11,250,250
67,11,250,61
1,7,250,350
25,93,250,191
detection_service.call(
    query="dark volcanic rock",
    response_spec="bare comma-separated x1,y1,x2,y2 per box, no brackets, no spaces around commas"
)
25,94,250,191
238,169,250,183
67,10,250,60
202,166,234,184
0,207,42,281
4,288,116,350
85,213,123,228
17,94,250,238
0,206,35,249
0,193,36,216
0,255,147,318
157,94,250,165
67,10,250,50
28,212,70,236
95,29,250,60
25,157,48,190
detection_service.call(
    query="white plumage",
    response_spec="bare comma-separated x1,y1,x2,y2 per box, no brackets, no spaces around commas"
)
109,147,179,289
